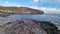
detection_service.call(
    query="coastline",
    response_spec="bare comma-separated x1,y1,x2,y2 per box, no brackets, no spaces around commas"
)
0,17,59,34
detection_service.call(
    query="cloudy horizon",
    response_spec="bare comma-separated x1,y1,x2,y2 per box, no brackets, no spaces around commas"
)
0,0,60,14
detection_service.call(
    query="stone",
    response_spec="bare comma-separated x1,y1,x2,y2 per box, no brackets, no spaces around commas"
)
0,18,47,34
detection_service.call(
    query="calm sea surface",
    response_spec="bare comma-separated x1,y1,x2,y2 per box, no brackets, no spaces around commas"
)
9,14,60,29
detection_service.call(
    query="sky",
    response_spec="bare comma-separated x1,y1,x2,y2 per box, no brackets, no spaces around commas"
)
0,0,60,14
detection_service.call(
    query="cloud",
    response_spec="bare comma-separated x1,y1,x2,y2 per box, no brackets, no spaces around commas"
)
39,0,60,4
0,1,22,7
30,6,60,14
40,7,60,14
32,0,60,5
40,7,60,12
51,0,60,4
33,0,39,3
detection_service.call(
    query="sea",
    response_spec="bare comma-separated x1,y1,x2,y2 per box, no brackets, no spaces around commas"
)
8,14,60,30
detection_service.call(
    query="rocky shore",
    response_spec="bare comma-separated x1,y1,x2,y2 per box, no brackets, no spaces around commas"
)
0,17,59,34
0,6,59,34
0,14,14,17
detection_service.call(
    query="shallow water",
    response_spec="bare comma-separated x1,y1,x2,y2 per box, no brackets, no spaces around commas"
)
8,14,60,29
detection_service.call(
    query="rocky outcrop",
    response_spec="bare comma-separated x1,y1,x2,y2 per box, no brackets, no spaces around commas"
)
0,6,44,14
0,18,47,34
35,21,59,34
0,18,59,34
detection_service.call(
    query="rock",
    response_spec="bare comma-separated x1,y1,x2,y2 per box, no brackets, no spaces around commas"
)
35,21,59,34
0,18,47,34
0,18,59,34
0,14,14,17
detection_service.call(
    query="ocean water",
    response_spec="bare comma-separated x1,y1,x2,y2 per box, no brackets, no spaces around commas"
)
9,14,60,29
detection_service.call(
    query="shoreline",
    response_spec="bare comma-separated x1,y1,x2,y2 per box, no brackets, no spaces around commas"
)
0,14,59,34
0,17,59,34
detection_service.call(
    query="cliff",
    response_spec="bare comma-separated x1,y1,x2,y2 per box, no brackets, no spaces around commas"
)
0,6,44,14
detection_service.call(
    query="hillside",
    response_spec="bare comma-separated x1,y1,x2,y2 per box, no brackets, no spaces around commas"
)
0,6,44,14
